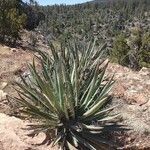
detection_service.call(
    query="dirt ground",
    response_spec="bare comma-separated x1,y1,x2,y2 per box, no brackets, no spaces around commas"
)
0,45,33,80
0,45,34,114
0,43,149,150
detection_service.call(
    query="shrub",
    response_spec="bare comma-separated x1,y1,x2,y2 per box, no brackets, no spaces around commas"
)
110,31,150,70
139,32,150,68
0,0,26,44
110,34,130,66
29,32,38,47
13,39,121,149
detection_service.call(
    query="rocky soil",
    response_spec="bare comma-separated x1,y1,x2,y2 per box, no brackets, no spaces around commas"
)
107,64,150,149
0,113,58,150
0,44,149,150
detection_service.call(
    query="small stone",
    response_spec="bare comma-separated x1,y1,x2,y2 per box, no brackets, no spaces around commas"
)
0,90,7,101
139,67,150,76
127,137,131,142
125,92,148,106
142,106,148,112
11,48,18,53
136,143,140,147
112,83,126,98
1,82,8,90
135,93,149,106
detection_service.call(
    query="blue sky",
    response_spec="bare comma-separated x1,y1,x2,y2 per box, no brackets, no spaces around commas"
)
24,0,92,5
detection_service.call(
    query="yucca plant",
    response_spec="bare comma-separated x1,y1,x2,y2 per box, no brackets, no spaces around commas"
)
13,39,121,150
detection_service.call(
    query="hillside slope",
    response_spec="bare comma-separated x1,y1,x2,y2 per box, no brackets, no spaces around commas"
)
0,44,149,149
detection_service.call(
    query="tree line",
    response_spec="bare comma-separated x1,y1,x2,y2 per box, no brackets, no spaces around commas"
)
0,0,149,69
37,0,150,69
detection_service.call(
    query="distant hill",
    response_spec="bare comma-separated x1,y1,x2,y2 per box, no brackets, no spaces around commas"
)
36,0,150,69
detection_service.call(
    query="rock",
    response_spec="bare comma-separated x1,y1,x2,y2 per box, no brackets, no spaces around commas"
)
0,82,8,90
15,71,32,84
108,63,150,106
0,90,7,101
139,67,150,76
125,93,149,106
0,113,57,150
14,68,24,75
0,113,27,150
10,48,18,53
0,142,4,150
99,59,109,69
111,83,126,98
